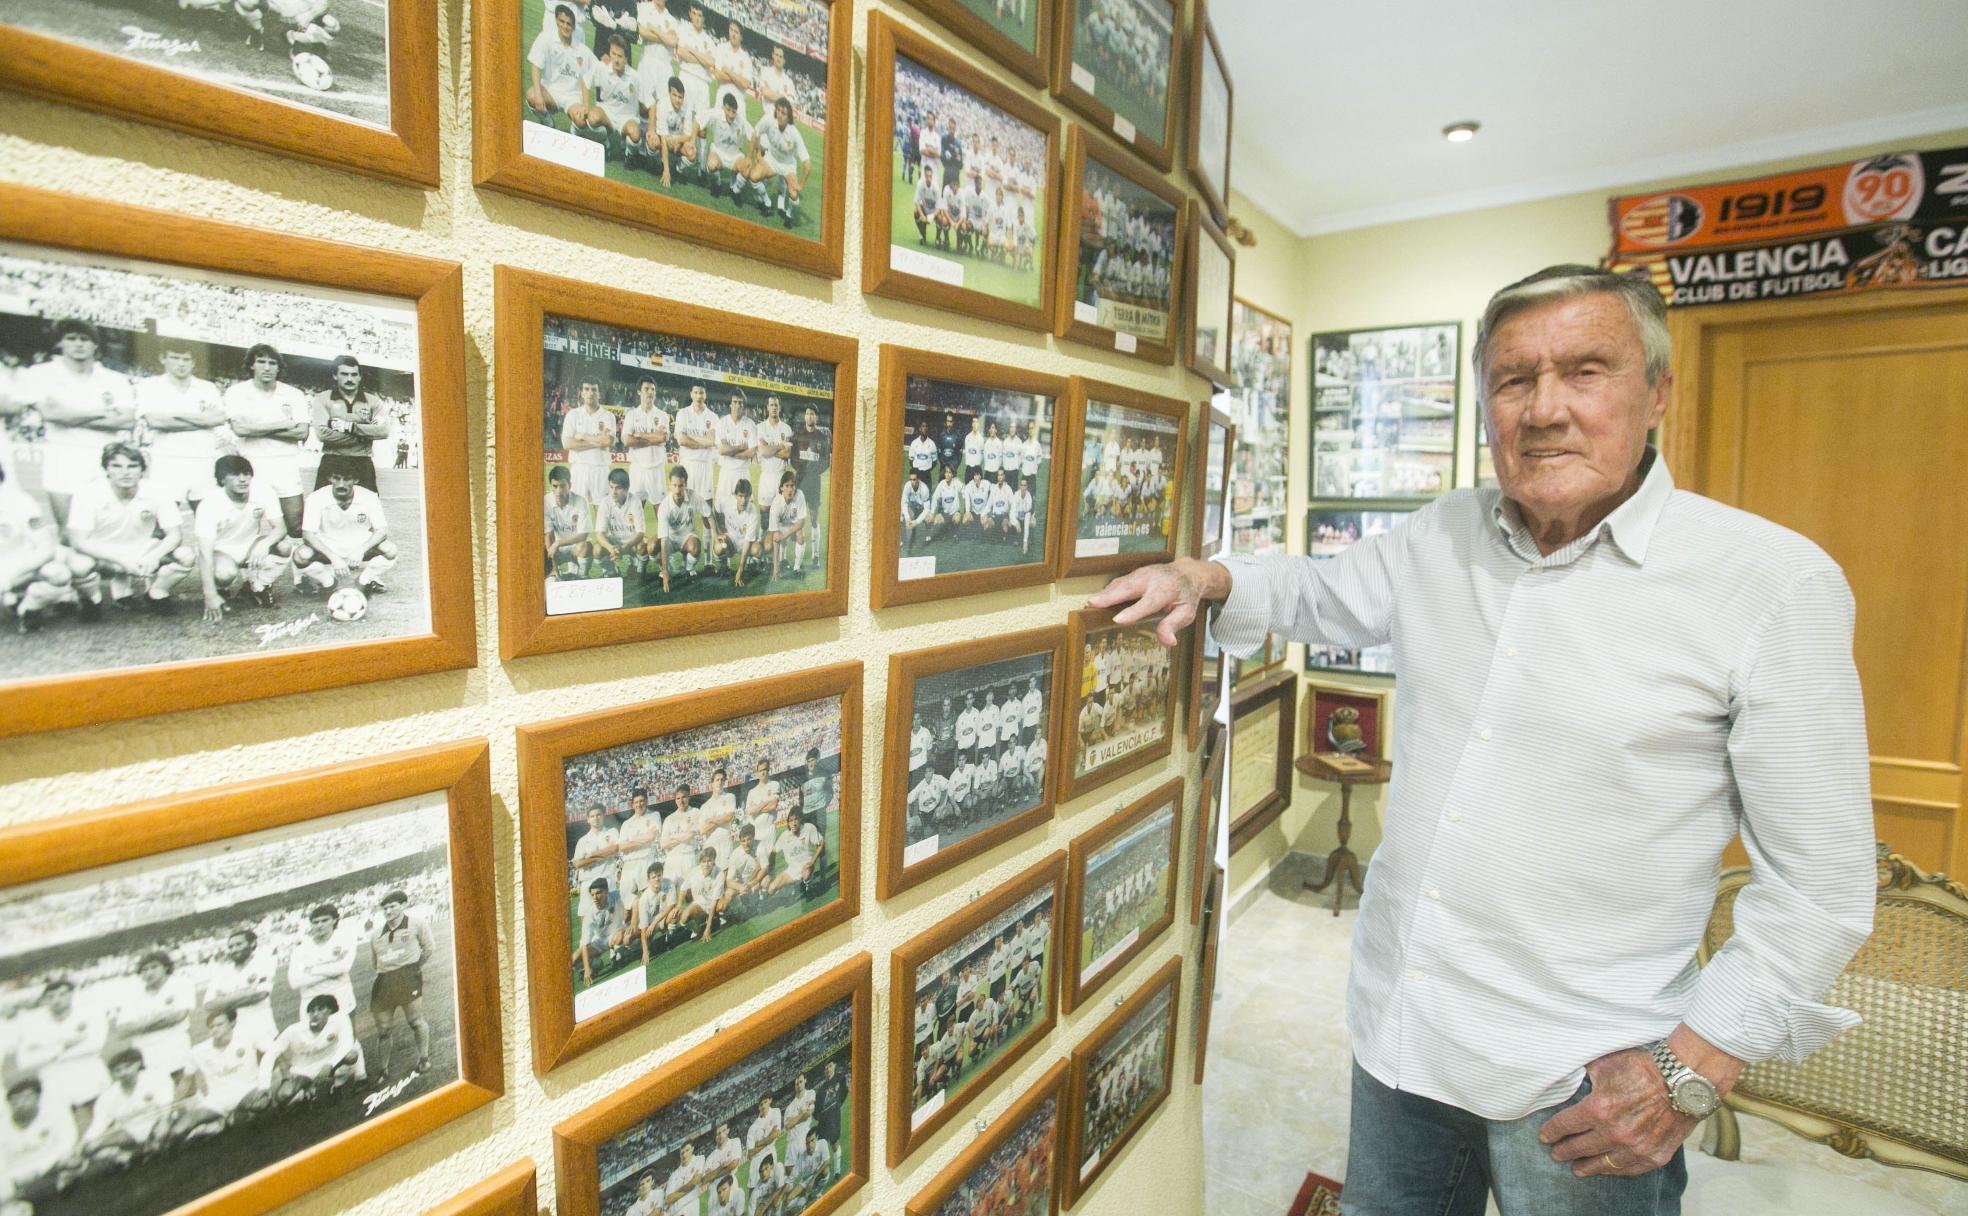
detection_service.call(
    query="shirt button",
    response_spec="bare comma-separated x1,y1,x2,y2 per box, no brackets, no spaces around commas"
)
1406,968,1422,981
1479,728,1492,741
1428,888,1441,900
1505,646,1518,658
1447,811,1463,823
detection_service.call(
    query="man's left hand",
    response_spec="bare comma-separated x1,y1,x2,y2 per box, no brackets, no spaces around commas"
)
1538,1029,1742,1178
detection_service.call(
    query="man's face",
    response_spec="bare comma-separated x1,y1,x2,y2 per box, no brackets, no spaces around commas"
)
556,9,574,40
59,331,96,362
1481,293,1667,524
638,383,656,407
9,1086,39,1124
105,453,144,490
227,932,254,963
691,386,708,410
309,914,335,942
727,25,742,46
690,6,704,29
669,476,686,503
331,473,358,507
42,986,72,1016
631,793,647,816
208,1014,235,1047
139,959,166,989
253,354,279,384
162,350,195,379
580,383,600,409
607,42,627,72
222,467,254,499
307,1003,331,1032
383,899,406,927
334,363,362,393
779,480,795,502
554,477,572,503
727,394,744,418
767,397,781,420
710,772,725,795
611,482,628,504
111,1058,140,1087
772,46,785,69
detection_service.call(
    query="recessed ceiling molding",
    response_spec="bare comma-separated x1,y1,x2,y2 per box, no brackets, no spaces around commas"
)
1247,102,1968,239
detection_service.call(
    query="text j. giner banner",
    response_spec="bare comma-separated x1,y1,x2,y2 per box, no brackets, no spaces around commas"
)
1605,147,1968,306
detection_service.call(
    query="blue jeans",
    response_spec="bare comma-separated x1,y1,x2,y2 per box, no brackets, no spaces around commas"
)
1340,1060,1686,1216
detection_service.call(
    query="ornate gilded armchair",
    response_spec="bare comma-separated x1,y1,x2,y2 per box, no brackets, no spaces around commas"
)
1697,843,1968,1180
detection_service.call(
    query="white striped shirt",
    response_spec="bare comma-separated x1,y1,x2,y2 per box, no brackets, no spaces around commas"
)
1211,450,1874,1119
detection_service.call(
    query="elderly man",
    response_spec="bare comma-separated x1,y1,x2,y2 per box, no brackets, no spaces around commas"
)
1092,264,1874,1215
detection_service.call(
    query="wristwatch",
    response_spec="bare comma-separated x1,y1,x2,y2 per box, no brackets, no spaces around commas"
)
1648,1040,1720,1118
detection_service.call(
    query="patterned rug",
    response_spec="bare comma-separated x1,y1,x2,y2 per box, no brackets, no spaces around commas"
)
1286,1171,1344,1216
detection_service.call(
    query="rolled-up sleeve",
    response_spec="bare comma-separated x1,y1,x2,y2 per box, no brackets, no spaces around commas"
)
1685,569,1876,1064
1208,530,1402,660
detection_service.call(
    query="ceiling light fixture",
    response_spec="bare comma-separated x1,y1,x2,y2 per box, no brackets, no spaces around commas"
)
1442,121,1480,143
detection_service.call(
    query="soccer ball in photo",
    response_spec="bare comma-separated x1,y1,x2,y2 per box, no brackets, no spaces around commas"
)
328,586,368,622
291,52,335,92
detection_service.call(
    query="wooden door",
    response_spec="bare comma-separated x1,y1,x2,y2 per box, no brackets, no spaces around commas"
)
1665,289,1968,878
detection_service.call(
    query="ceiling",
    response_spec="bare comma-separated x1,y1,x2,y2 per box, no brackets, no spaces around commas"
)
1213,0,1968,236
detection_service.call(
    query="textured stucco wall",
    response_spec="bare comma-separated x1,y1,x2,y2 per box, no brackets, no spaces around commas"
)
0,4,1220,1213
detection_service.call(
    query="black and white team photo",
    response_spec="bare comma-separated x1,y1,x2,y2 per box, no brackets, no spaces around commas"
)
1071,623,1170,779
901,651,1053,866
1073,161,1178,343
1076,803,1173,983
0,795,459,1216
895,377,1054,582
1070,401,1177,559
1077,984,1171,1180
908,887,1052,1127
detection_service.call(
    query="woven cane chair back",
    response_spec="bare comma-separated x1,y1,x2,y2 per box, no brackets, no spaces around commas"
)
1699,843,1968,1180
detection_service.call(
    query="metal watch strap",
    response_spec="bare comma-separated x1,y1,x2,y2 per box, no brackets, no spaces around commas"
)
1648,1039,1716,1115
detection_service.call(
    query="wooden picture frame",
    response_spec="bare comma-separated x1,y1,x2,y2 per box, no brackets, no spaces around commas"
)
1063,776,1182,1011
471,0,852,278
1183,0,1234,225
1058,608,1177,803
904,1059,1070,1216
1063,955,1181,1206
518,662,862,1073
424,1160,539,1216
0,183,474,739
1182,607,1223,752
862,12,1063,333
1052,126,1187,365
872,346,1069,610
1049,0,1179,172
1188,405,1235,560
1191,865,1223,1085
1183,212,1236,385
1226,670,1296,850
887,851,1065,1166
1190,722,1223,923
905,0,1055,86
0,740,503,1216
553,953,872,1216
1056,378,1188,579
1301,681,1388,761
494,266,856,660
0,5,438,186
879,627,1068,898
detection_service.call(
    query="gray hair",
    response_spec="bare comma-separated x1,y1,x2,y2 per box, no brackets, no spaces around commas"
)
1472,265,1670,400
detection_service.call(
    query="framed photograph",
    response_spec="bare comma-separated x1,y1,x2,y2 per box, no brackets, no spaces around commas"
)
426,1160,539,1216
1057,379,1187,578
0,740,502,1216
1184,213,1236,385
1063,955,1180,1206
864,12,1061,333
1059,608,1175,803
0,0,436,186
905,0,1054,86
494,267,855,660
888,851,1064,1165
517,662,861,1073
473,0,850,278
1063,776,1181,1011
553,952,871,1216
1301,508,1410,676
1310,322,1459,500
1049,0,1179,172
905,1059,1068,1216
1054,127,1186,364
1183,0,1232,225
1191,865,1222,1084
1474,435,1499,489
1189,724,1222,923
880,628,1066,898
0,184,473,739
1226,300,1290,570
873,347,1067,610
1302,681,1387,761
1182,612,1215,752
1188,406,1234,561
1227,672,1295,850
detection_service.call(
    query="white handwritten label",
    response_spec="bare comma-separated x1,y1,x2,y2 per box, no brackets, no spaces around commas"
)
1114,332,1138,354
1070,63,1096,92
1076,536,1120,557
903,835,941,867
912,1088,946,1129
547,576,624,616
898,554,937,582
573,966,648,1022
1112,113,1136,143
891,244,966,286
524,120,606,176
1073,300,1099,324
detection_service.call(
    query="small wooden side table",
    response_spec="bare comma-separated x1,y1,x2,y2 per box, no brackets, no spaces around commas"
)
1293,753,1392,916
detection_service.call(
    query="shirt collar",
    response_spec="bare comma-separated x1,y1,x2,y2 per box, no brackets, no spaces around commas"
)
1490,446,1673,566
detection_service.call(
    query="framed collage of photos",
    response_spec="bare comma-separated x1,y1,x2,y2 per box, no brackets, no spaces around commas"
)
873,347,1068,609
1184,211,1236,385
0,0,438,185
1302,508,1410,676
1302,682,1387,760
0,740,503,1216
1064,955,1180,1205
904,1059,1068,1216
0,184,475,739
1050,0,1180,172
517,663,862,1073
906,0,1055,86
1310,322,1460,500
1060,608,1175,803
1063,776,1181,1011
1058,379,1187,578
864,12,1062,332
1227,672,1296,849
472,0,852,277
426,1160,540,1216
887,852,1063,1165
880,627,1067,898
1226,299,1293,678
494,267,856,660
1055,125,1187,364
1184,0,1233,224
552,953,871,1216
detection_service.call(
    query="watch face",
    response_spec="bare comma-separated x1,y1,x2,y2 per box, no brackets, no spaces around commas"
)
1672,1075,1719,1116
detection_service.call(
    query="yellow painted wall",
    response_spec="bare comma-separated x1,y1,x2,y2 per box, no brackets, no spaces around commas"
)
0,4,1225,1214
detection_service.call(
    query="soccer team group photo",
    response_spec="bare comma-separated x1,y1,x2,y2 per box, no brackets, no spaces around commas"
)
907,885,1053,1128
1069,400,1178,560
1075,800,1174,986
894,377,1055,582
1071,158,1180,344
